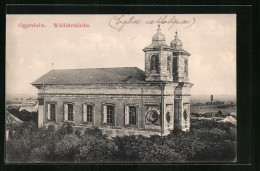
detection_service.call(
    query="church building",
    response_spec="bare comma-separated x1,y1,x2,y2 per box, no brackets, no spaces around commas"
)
32,25,193,136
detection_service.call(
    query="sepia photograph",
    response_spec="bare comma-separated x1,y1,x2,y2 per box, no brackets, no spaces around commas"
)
5,14,237,163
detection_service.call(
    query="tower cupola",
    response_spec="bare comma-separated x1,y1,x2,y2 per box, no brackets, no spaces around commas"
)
152,25,166,41
170,32,190,83
143,25,173,82
145,25,169,49
170,31,184,51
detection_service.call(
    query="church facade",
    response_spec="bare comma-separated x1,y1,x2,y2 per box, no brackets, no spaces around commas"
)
32,25,193,136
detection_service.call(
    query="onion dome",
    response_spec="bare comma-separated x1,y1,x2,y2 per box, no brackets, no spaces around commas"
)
170,31,184,51
145,25,170,49
152,25,166,42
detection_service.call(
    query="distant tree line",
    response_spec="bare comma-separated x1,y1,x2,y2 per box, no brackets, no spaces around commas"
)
191,111,237,119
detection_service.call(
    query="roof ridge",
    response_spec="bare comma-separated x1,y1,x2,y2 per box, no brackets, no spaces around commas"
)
32,67,146,85
53,66,139,71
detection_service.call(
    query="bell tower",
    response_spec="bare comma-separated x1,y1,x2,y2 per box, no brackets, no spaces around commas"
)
143,25,173,82
170,31,193,131
171,31,190,82
143,26,193,133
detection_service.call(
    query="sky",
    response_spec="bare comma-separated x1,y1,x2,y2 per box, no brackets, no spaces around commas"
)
6,14,236,96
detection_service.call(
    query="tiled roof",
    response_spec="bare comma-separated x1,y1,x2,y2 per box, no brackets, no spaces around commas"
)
6,111,23,129
32,67,146,85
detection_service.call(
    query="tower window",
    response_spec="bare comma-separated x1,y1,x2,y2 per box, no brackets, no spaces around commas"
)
150,55,159,73
184,59,188,76
173,57,178,76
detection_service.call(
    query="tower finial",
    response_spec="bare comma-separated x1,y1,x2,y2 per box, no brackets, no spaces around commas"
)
175,30,178,38
51,61,54,70
157,24,161,32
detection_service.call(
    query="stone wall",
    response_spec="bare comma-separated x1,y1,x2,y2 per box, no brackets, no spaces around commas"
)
36,82,192,135
37,83,176,133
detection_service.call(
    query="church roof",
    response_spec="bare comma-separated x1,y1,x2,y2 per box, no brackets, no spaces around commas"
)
32,67,146,85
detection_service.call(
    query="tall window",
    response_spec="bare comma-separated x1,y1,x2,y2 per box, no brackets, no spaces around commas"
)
68,104,74,121
87,105,93,122
125,105,137,126
83,104,94,123
129,106,136,125
47,103,56,121
50,104,55,121
150,55,159,73
107,105,114,123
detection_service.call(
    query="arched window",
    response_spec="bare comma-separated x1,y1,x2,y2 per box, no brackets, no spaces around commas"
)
150,55,159,73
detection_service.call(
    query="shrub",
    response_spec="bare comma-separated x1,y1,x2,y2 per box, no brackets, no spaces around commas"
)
84,126,106,139
75,135,117,162
113,135,182,162
57,123,74,135
28,145,51,163
53,134,81,161
8,121,42,162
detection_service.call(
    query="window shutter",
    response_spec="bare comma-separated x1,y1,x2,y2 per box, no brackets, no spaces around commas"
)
83,104,87,123
64,104,68,121
47,103,51,120
103,105,107,123
125,105,129,125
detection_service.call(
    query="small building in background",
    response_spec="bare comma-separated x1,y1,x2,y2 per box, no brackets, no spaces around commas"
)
218,115,236,124
6,111,23,141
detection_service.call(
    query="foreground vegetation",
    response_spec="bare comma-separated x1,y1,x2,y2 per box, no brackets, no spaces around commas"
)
6,118,236,163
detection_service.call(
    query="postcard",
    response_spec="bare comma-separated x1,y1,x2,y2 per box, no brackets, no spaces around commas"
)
6,14,236,163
